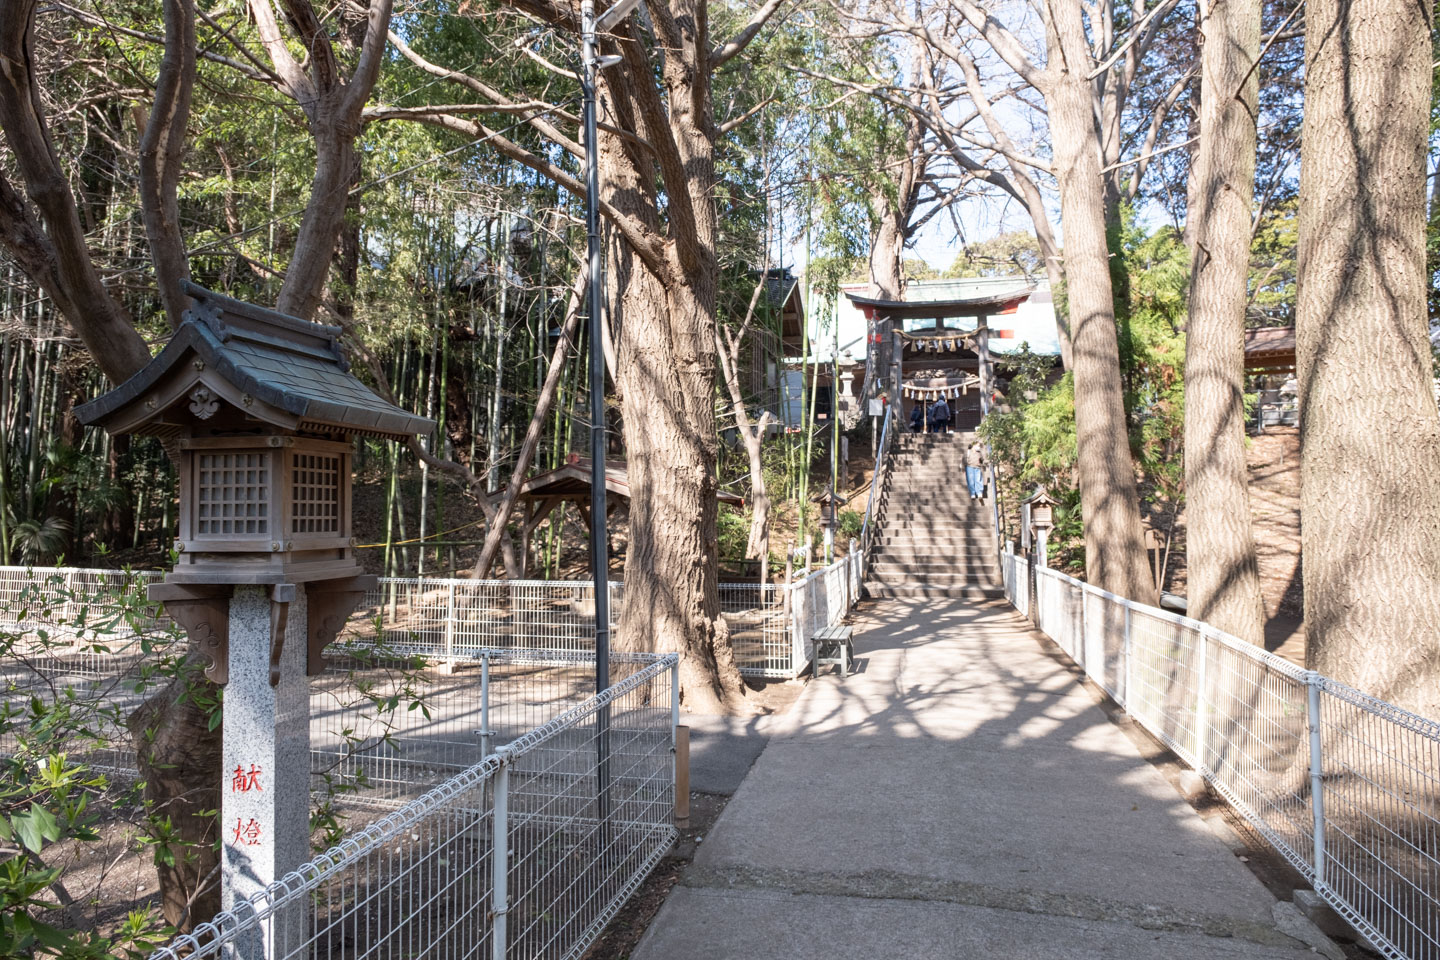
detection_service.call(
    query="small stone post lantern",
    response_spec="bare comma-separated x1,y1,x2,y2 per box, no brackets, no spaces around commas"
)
1022,485,1057,567
1021,486,1058,626
77,283,432,953
813,487,848,565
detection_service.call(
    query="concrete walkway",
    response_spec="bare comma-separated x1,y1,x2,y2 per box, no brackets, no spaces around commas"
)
634,599,1333,960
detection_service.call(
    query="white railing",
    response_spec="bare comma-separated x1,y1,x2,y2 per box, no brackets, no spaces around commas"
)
787,553,862,665
150,652,680,960
1001,549,1440,960
0,562,863,682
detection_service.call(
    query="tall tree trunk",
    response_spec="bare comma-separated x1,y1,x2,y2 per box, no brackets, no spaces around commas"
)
869,193,906,299
1183,0,1265,643
864,192,906,408
1044,1,1155,603
1182,7,1204,258
278,123,358,320
136,0,196,328
128,654,221,931
613,266,743,711
601,0,745,710
0,0,151,385
1297,0,1440,716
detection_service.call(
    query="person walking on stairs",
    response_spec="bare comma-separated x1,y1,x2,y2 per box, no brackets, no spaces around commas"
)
966,441,986,500
910,401,925,433
928,397,951,434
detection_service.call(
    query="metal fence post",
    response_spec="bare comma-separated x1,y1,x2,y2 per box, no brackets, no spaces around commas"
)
840,538,852,604
671,657,683,821
1194,628,1210,772
1122,604,1133,711
1307,676,1327,886
445,582,456,659
491,749,510,960
480,653,492,757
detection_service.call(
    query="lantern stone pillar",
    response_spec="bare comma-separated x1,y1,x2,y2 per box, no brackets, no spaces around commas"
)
221,584,310,958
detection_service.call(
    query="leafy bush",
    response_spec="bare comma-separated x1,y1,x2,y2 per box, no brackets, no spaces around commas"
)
717,504,751,561
0,572,176,957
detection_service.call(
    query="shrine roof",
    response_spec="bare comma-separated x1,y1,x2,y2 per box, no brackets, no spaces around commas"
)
76,283,434,439
1244,326,1296,371
843,284,1035,319
1245,326,1296,355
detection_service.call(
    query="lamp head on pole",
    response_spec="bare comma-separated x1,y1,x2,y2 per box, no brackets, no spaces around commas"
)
594,0,643,32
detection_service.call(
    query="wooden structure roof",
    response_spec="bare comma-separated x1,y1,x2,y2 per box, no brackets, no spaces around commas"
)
77,283,433,440
765,268,807,354
1245,326,1296,373
843,287,1033,321
517,459,744,506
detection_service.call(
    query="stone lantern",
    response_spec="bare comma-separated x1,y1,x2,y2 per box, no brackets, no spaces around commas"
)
813,487,849,564
1022,486,1058,564
76,283,432,948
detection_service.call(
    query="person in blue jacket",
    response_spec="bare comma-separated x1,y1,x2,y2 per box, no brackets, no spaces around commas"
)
927,397,951,433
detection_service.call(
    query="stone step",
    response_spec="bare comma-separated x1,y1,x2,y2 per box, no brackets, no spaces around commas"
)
878,508,993,518
869,544,996,558
869,515,996,521
862,581,1006,600
873,528,993,540
869,562,1000,578
869,567,999,583
888,473,976,480
871,547,994,559
871,537,995,550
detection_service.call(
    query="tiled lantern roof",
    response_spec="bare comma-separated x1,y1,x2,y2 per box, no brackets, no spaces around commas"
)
77,282,433,441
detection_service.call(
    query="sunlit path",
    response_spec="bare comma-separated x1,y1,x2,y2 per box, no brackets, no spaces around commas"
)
634,599,1331,960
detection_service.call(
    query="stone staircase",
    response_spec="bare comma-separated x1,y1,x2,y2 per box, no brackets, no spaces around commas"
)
864,431,1005,600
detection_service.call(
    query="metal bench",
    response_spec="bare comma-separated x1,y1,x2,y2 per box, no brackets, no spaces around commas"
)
812,624,854,676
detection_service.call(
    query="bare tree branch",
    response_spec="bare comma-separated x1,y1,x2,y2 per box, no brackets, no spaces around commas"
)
137,0,197,328
711,0,788,68
0,0,150,384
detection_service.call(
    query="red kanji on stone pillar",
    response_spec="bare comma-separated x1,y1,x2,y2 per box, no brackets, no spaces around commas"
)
231,764,263,792
231,818,263,846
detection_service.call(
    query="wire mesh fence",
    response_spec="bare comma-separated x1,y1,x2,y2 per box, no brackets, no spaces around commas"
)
0,561,860,682
345,568,860,680
1002,548,1440,960
149,653,678,960
1,630,641,816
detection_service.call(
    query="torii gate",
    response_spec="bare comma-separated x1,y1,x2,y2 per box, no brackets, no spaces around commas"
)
844,287,1034,426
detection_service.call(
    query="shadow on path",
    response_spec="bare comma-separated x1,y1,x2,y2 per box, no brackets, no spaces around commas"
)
632,598,1336,960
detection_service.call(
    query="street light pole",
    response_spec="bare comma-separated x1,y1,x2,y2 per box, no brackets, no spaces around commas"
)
581,0,609,695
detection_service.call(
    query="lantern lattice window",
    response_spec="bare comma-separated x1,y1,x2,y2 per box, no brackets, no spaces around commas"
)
197,453,269,535
291,453,340,534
